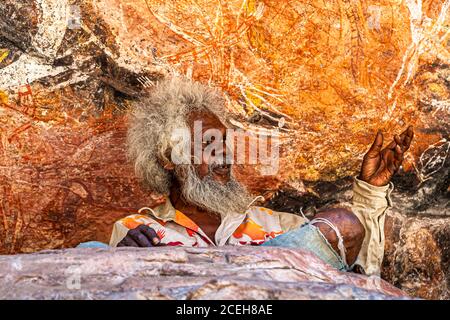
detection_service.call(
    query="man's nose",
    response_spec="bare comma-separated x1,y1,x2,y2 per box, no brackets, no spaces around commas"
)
213,139,233,164
214,140,228,160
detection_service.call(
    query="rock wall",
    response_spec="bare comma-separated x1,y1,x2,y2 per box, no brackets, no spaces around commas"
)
0,0,448,299
0,246,410,300
267,180,450,300
383,211,449,300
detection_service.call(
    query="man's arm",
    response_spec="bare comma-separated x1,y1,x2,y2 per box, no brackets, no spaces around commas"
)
351,126,414,275
350,177,393,275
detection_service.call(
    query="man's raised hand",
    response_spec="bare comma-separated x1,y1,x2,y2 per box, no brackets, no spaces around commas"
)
359,126,414,187
117,224,164,247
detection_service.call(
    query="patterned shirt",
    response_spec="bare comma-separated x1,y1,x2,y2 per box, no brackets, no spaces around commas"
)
109,198,307,247
109,178,393,276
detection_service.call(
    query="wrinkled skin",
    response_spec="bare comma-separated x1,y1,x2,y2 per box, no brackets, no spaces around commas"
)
119,112,414,269
117,224,164,247
359,126,414,187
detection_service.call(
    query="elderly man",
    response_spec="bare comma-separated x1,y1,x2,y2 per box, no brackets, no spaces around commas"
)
109,77,413,276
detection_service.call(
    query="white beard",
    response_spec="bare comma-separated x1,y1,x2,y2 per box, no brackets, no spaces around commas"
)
175,165,254,219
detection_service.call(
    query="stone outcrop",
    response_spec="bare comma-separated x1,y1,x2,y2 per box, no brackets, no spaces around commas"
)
0,246,410,300
383,212,449,300
0,0,448,300
267,181,450,300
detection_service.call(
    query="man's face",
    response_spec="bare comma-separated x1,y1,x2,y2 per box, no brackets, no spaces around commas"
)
188,111,231,184
172,111,253,217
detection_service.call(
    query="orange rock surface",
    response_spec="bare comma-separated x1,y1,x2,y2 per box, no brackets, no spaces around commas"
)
93,0,450,181
0,0,448,266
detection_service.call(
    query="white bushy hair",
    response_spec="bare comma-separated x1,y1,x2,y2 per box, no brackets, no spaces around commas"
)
127,77,230,194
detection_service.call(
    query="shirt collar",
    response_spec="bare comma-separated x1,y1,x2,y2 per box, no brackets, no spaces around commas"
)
141,197,253,245
148,196,177,221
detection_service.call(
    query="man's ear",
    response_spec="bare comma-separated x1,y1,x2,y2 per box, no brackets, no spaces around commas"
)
157,153,175,171
163,162,176,170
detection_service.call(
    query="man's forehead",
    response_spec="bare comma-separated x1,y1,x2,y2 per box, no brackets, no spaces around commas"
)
188,111,229,130
186,110,280,137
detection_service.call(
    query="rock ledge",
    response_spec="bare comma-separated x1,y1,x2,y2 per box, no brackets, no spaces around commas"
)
0,246,410,300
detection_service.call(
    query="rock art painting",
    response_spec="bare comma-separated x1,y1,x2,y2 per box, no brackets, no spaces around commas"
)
0,0,448,299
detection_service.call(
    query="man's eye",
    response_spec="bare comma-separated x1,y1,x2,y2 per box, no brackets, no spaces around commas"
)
204,137,215,145
203,137,224,146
